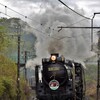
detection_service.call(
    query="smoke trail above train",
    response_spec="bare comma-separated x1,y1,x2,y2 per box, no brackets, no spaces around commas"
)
29,1,94,64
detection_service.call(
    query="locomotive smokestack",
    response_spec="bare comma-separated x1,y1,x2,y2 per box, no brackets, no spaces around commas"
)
51,53,59,57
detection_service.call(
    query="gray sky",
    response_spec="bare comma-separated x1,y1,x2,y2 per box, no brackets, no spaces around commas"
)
0,0,100,19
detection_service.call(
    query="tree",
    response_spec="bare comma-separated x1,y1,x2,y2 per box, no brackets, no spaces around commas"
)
0,55,17,100
0,26,8,52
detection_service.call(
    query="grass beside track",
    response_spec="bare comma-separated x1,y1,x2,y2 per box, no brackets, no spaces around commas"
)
85,64,97,100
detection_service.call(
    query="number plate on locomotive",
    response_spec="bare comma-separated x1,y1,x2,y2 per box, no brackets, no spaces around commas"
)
48,67,60,71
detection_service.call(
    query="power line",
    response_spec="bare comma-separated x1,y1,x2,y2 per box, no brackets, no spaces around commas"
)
0,11,50,40
0,2,91,33
0,2,90,29
0,2,94,41
58,18,92,32
0,3,41,25
0,2,53,35
67,18,91,27
58,0,91,20
0,11,12,18
0,3,51,38
2,10,91,40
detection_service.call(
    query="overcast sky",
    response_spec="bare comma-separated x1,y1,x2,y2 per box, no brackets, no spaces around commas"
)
0,0,100,19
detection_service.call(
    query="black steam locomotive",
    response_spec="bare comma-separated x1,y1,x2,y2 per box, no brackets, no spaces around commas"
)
35,53,86,100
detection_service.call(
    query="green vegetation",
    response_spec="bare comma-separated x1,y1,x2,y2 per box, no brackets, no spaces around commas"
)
0,55,16,100
0,24,17,99
85,64,97,100
0,55,32,100
0,26,8,51
0,18,36,100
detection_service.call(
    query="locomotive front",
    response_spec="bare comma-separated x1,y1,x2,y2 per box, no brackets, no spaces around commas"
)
42,53,69,90
35,53,85,100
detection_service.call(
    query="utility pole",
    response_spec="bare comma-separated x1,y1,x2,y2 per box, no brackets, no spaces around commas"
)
97,31,100,100
24,51,29,81
21,50,30,81
17,34,21,100
16,25,21,100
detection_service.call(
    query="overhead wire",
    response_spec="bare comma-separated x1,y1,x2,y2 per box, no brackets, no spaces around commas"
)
58,17,92,32
0,2,53,39
66,18,92,27
0,8,69,40
42,0,92,32
43,0,93,40
0,1,94,40
0,2,91,28
0,11,12,18
58,0,91,20
0,4,59,40
0,1,92,28
0,3,42,25
0,11,49,39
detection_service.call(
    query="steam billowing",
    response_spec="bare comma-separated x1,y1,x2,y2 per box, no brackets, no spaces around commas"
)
29,3,93,64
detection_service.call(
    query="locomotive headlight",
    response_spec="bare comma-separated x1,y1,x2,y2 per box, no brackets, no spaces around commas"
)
51,55,56,61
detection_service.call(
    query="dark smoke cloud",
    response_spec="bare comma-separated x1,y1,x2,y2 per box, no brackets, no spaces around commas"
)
48,40,63,54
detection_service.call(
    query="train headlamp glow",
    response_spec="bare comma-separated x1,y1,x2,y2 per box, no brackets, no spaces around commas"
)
51,55,56,61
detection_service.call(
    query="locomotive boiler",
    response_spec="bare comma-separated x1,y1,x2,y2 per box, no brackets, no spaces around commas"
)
35,53,86,100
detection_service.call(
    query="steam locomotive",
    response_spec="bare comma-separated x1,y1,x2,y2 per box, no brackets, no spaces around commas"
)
35,53,86,100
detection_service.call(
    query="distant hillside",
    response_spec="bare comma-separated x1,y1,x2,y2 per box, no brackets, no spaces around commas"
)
0,17,37,62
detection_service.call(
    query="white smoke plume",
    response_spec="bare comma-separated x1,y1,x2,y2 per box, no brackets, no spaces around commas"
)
27,3,94,68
